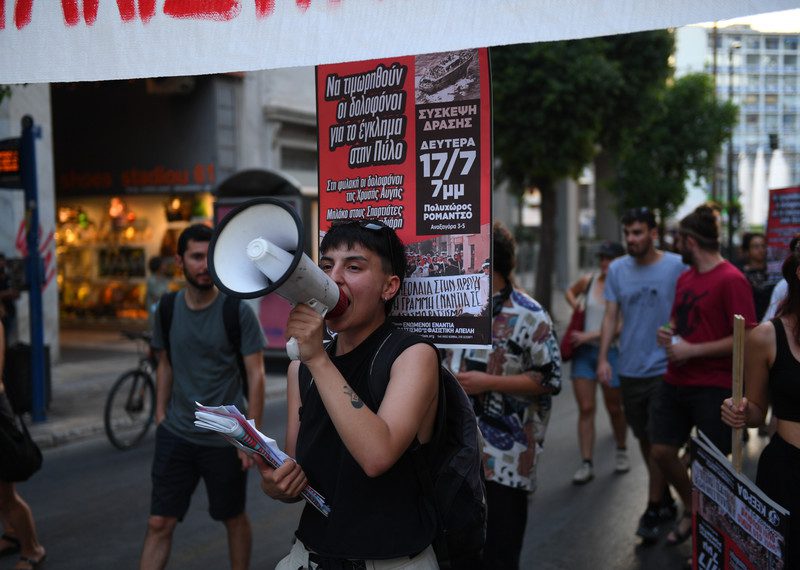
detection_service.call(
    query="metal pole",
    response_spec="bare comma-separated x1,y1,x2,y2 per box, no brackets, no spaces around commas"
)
20,115,46,423
726,45,738,257
711,23,719,201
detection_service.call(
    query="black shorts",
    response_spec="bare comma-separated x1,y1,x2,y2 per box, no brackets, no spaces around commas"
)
618,375,662,441
649,382,731,455
150,424,247,521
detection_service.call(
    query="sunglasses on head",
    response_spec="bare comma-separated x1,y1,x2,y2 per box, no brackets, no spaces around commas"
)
330,219,399,277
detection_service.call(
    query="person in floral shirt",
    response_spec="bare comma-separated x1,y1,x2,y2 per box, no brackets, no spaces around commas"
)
449,221,561,569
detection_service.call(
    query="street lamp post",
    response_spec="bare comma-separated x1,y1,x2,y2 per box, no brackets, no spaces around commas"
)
727,41,741,257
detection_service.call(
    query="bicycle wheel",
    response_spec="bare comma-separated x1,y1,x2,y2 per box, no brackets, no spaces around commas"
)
104,370,156,450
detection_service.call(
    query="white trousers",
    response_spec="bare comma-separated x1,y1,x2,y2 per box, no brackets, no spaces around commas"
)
275,539,439,570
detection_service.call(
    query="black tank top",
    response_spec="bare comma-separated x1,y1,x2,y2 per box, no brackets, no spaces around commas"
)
294,322,436,559
769,318,800,422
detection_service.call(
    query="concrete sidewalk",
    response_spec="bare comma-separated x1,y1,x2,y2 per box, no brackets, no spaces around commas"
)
26,285,573,449
27,329,290,449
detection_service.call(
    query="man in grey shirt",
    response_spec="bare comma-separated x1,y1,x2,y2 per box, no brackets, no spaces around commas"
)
140,224,266,570
597,208,686,543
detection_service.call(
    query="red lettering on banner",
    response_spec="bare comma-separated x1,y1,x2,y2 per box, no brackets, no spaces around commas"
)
14,0,32,29
4,0,331,30
254,0,274,18
163,0,241,20
61,0,99,26
116,0,156,22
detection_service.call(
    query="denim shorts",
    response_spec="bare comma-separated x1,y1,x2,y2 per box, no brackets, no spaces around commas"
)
570,344,620,388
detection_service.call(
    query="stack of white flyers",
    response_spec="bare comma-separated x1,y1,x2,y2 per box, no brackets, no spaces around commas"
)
194,402,330,517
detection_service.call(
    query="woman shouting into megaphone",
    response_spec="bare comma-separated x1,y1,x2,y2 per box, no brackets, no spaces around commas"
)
255,220,441,569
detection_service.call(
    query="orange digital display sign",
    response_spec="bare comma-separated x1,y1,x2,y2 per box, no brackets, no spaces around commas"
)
0,149,20,174
0,138,23,188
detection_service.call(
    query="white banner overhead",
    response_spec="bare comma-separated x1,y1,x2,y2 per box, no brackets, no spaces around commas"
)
0,0,796,84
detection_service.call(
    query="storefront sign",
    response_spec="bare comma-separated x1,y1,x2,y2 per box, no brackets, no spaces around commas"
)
0,138,22,189
317,50,492,348
0,1,793,84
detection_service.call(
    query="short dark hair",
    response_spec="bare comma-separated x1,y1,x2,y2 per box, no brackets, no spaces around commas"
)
177,224,213,257
621,207,657,229
742,232,765,252
679,205,719,251
492,221,516,282
321,220,406,315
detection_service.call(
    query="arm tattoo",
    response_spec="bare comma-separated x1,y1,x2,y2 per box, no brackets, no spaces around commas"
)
343,386,364,409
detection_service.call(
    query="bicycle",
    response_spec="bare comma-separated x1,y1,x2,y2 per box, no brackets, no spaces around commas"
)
104,331,157,450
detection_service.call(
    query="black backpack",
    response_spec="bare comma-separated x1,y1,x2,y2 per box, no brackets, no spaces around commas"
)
157,291,248,395
368,329,487,569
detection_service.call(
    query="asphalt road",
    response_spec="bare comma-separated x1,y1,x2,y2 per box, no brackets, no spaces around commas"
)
11,377,765,569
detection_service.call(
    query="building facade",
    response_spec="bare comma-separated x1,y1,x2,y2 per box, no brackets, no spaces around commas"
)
676,24,799,222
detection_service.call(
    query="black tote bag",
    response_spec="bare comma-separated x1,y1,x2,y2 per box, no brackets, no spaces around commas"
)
0,412,42,482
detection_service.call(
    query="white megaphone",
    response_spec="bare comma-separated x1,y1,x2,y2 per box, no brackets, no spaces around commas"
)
208,198,348,360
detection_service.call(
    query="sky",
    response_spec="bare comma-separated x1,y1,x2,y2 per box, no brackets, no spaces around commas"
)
696,9,800,33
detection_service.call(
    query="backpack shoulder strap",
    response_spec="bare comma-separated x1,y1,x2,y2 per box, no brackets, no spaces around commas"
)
368,328,446,451
367,328,434,405
222,296,242,352
158,291,178,362
222,295,248,395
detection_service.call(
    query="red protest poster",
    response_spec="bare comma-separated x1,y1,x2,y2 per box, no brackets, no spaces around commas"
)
316,49,492,347
765,186,800,284
691,433,788,569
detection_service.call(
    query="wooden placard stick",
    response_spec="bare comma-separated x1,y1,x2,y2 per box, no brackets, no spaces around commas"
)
732,314,746,472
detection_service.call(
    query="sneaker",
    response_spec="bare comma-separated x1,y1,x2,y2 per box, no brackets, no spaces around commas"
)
614,448,631,473
572,461,594,485
636,508,661,542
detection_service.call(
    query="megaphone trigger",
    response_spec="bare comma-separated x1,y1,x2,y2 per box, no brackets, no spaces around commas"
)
286,338,301,361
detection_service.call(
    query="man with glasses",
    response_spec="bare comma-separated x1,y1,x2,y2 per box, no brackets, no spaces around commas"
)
597,207,686,543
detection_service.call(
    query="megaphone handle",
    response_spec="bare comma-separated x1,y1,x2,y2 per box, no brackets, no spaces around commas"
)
285,299,329,361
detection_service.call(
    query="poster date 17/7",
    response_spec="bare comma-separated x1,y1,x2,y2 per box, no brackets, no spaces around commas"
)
419,137,476,201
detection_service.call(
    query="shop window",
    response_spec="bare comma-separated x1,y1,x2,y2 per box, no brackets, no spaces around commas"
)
765,115,779,130
745,37,761,49
281,147,317,172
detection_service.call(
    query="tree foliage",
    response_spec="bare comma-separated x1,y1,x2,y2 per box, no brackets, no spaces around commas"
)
611,73,737,218
596,31,675,153
492,40,621,308
491,32,735,308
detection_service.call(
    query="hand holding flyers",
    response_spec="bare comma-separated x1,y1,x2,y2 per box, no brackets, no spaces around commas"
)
194,402,331,516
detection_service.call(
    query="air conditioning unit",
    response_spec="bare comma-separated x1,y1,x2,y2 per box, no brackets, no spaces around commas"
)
146,77,196,95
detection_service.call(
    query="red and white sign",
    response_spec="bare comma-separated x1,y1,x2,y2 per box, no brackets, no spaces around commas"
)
1,0,795,84
317,50,492,348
